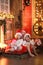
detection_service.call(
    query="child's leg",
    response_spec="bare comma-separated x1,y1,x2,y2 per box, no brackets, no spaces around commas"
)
26,44,35,57
33,46,38,56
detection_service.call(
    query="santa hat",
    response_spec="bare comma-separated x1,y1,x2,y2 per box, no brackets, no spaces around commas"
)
24,33,31,39
16,29,21,33
21,30,26,33
15,32,22,39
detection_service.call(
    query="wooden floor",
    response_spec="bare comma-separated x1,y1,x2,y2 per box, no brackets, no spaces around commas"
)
0,53,43,65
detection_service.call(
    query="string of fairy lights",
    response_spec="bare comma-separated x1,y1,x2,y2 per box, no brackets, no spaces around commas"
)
0,12,14,20
35,0,43,21
33,0,43,36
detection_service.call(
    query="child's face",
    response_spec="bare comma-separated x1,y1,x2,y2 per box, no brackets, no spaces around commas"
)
25,36,30,41
17,35,22,39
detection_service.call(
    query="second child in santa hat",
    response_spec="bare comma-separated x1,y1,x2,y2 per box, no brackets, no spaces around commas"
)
23,33,35,57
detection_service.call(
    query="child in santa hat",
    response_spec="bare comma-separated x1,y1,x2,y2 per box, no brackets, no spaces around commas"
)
5,32,23,52
23,33,35,57
14,32,23,50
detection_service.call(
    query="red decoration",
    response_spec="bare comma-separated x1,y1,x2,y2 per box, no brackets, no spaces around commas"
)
22,0,32,35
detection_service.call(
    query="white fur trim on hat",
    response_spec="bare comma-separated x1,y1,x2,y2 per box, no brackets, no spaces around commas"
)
15,32,22,38
24,33,31,39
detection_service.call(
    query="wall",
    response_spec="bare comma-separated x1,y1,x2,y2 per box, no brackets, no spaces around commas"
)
0,0,10,13
10,0,22,22
10,0,22,35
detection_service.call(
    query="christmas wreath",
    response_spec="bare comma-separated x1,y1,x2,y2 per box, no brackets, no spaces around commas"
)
24,0,30,6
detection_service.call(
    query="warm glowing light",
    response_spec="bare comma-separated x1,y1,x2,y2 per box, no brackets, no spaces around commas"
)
36,32,38,34
0,12,14,49
36,23,38,26
41,18,43,21
0,43,7,48
0,26,7,49
0,13,5,20
0,12,14,20
6,14,14,18
42,30,43,32
34,18,38,21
